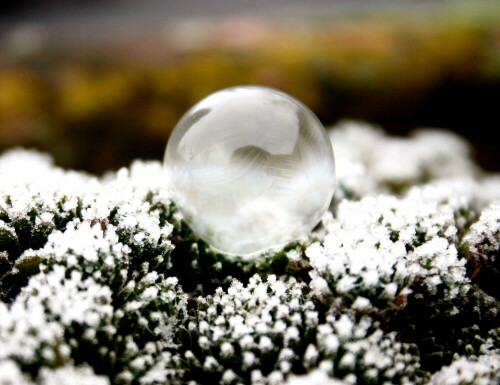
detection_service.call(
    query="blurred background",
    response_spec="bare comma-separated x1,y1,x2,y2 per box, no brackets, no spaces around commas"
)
0,0,499,174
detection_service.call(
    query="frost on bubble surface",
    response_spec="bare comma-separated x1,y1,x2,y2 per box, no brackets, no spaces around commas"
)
164,86,335,256
1,121,500,385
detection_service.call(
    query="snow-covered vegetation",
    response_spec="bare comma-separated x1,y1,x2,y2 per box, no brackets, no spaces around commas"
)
0,122,499,385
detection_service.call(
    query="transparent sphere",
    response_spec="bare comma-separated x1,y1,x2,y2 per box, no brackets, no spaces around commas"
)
164,86,335,256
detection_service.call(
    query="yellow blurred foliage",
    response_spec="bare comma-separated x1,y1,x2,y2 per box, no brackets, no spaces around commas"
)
0,7,499,172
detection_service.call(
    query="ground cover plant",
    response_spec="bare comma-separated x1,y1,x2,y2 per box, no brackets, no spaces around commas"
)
0,121,499,384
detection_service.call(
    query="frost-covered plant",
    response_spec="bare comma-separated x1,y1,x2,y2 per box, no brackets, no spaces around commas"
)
427,354,500,385
1,122,499,385
304,193,500,370
0,154,188,384
178,274,319,384
307,194,464,309
0,267,114,372
0,360,109,385
462,202,500,298
0,150,99,301
177,275,421,385
307,314,421,385
331,121,479,198
1,247,188,384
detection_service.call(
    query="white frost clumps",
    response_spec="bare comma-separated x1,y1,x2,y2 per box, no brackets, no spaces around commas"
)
42,220,126,262
0,266,112,368
186,274,319,383
0,151,187,384
23,220,131,283
1,245,188,384
0,148,99,224
0,149,100,267
461,201,500,296
187,275,419,384
309,314,419,384
463,201,500,260
428,354,500,385
0,359,35,385
0,148,174,272
284,369,350,385
330,121,478,197
82,162,174,268
0,360,110,385
38,365,110,385
307,194,466,307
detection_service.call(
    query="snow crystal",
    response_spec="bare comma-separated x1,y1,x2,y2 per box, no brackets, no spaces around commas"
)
303,344,319,367
198,336,210,350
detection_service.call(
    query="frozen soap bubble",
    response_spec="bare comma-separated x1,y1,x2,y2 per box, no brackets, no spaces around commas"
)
164,86,335,256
